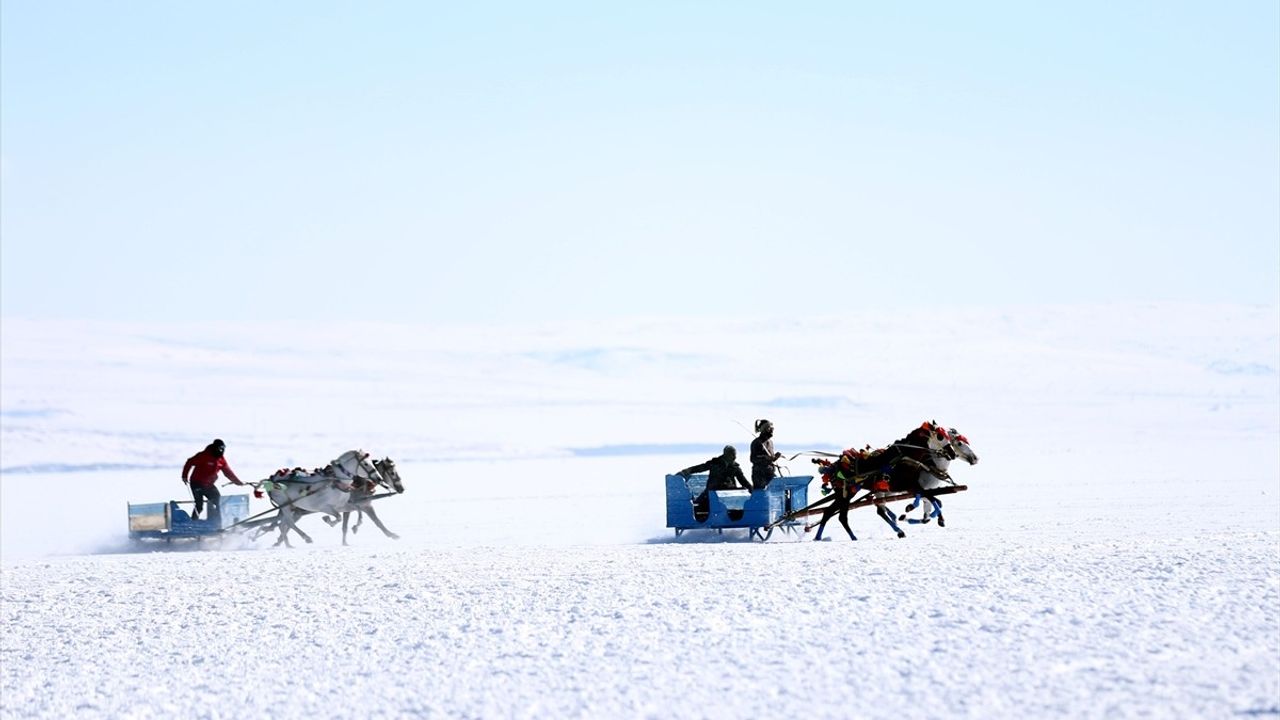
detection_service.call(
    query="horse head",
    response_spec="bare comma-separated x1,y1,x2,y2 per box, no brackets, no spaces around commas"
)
328,450,383,486
373,458,405,494
945,428,979,466
919,420,952,453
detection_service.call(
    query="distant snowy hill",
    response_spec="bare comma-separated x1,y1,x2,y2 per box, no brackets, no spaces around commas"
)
3,304,1275,473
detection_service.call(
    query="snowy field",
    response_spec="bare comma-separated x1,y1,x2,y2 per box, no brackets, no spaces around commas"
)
2,304,1278,719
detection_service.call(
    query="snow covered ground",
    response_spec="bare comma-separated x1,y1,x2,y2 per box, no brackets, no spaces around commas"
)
2,304,1278,718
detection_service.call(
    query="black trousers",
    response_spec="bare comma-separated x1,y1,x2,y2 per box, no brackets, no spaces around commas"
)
751,467,775,491
693,491,710,521
191,484,221,520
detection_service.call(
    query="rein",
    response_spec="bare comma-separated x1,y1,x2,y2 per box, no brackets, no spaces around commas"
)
220,482,328,533
792,442,948,462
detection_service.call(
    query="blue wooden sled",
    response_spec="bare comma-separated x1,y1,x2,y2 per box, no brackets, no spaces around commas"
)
128,494,251,542
664,474,813,541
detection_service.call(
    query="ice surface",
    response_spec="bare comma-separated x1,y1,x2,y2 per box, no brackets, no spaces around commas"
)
2,304,1277,718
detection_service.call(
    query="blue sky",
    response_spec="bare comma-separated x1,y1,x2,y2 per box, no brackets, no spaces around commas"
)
2,1,1277,323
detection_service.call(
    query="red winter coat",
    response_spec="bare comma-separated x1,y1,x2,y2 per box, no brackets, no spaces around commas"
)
183,450,241,488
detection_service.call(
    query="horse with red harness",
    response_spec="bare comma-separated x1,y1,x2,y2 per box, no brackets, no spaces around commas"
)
809,422,954,541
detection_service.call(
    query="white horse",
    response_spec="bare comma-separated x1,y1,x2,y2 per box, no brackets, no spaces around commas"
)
256,450,404,547
328,457,405,545
900,428,979,526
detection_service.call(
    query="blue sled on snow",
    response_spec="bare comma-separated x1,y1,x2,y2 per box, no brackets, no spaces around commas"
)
665,474,813,541
127,494,251,542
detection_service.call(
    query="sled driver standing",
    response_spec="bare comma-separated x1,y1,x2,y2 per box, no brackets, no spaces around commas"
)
182,439,244,521
749,419,782,491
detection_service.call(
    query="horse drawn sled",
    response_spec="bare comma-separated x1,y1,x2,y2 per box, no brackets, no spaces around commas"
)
666,421,980,542
126,450,406,547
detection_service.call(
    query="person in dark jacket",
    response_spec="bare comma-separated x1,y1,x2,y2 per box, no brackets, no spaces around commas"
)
678,445,751,521
749,419,782,491
182,438,244,521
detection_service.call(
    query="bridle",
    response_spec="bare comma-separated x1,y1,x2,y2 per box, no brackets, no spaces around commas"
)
373,458,407,494
331,452,389,492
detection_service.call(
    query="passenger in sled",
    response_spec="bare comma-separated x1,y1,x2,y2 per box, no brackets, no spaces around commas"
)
677,445,752,522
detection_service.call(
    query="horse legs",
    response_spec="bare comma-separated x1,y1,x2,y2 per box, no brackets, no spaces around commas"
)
277,508,313,547
813,498,837,541
265,509,290,548
907,495,944,525
273,514,291,549
360,505,400,540
875,501,906,538
293,514,314,544
900,494,926,523
334,505,397,545
900,494,937,525
813,491,850,541
836,501,857,542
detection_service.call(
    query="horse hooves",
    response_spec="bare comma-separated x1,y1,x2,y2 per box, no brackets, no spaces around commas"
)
922,517,931,524
389,534,401,540
938,518,946,528
897,514,907,521
897,530,906,539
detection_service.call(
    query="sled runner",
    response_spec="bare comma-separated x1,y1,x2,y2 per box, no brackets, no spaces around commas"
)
665,473,813,541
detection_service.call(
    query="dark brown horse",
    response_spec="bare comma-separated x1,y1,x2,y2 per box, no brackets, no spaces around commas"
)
810,423,951,541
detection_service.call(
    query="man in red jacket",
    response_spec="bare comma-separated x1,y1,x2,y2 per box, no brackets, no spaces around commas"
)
182,439,244,521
